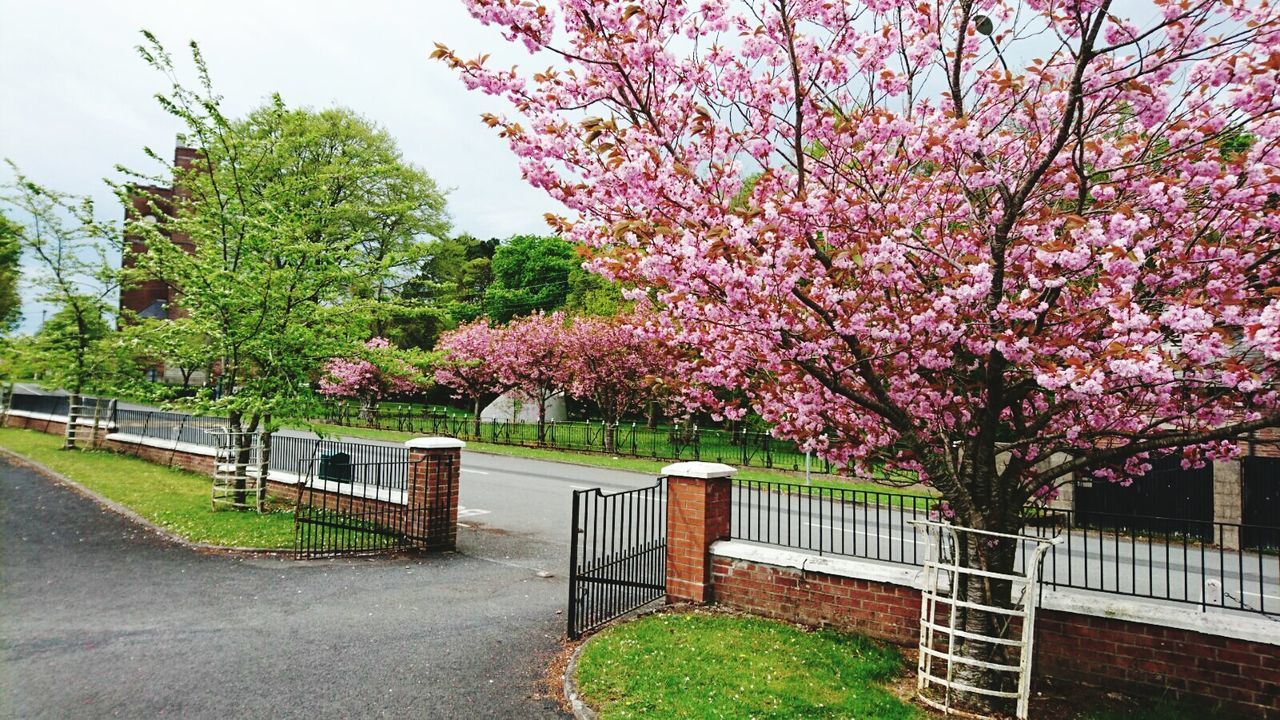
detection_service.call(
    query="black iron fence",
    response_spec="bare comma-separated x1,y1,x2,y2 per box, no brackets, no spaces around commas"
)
291,457,423,559
270,435,409,488
113,407,227,447
730,480,1280,616
6,392,113,419
312,399,836,474
568,479,668,639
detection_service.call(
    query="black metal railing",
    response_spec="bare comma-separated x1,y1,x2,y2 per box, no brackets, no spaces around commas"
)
310,399,838,474
269,435,410,488
6,392,113,420
568,479,668,639
112,407,227,447
292,458,422,559
1025,508,1280,615
732,481,935,566
729,480,1280,616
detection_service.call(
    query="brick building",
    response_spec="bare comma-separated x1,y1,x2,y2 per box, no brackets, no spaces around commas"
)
119,145,198,321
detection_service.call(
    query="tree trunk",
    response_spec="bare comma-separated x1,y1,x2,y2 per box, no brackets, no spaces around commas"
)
536,394,548,444
228,410,259,508
646,400,658,429
359,398,378,426
257,418,271,513
603,418,617,454
472,397,482,437
948,520,1020,715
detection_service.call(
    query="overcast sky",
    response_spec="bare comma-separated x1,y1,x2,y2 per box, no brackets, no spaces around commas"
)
0,0,561,332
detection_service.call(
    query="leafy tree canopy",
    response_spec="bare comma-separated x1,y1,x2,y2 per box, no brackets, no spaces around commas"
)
0,212,22,333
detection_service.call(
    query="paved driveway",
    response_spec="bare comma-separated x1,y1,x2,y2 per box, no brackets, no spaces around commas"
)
0,457,570,719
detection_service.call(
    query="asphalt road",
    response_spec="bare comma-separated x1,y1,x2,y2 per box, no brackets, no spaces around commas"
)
0,456,576,720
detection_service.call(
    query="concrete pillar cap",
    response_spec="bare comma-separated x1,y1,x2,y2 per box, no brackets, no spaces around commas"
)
662,461,737,479
405,437,467,450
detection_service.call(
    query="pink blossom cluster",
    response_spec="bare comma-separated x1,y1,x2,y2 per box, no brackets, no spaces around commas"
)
444,0,1280,524
318,337,426,403
436,311,674,423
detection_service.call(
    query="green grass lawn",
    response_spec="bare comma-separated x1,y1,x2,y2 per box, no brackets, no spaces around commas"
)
299,420,934,500
574,612,919,720
574,612,1209,720
0,427,295,549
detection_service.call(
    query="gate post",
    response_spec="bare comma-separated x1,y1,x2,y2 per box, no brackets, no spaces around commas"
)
405,437,465,551
664,461,736,604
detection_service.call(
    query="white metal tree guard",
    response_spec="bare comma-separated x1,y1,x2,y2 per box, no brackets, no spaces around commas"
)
209,428,265,512
911,520,1062,720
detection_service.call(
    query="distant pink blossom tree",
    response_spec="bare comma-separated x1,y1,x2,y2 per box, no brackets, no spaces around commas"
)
319,337,429,421
564,313,671,451
493,311,572,443
443,0,1280,703
435,319,508,434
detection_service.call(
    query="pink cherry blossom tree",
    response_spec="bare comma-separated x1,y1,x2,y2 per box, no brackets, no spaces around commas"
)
435,318,509,434
442,0,1280,704
492,310,573,443
319,337,430,422
564,313,670,451
483,310,570,440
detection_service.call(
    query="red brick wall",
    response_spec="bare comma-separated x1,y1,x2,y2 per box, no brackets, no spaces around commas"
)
1037,610,1279,718
3,414,69,435
709,554,1279,719
103,437,214,474
1241,426,1280,458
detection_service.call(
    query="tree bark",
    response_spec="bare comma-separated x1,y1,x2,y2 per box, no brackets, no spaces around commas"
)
950,529,1019,714
536,393,548,444
603,418,617,454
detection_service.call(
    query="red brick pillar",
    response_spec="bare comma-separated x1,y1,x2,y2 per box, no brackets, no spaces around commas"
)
405,438,465,551
664,461,736,603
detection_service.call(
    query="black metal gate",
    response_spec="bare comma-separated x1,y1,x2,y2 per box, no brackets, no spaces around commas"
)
293,457,435,559
567,479,667,639
1243,456,1280,550
1076,455,1214,540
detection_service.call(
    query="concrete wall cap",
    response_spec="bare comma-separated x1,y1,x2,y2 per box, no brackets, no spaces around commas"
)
662,461,737,479
404,437,467,450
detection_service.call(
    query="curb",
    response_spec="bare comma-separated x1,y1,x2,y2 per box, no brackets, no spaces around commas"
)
0,446,290,557
562,639,598,720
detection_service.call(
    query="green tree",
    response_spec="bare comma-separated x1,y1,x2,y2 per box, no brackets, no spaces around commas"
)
116,317,213,390
563,268,626,317
385,234,498,347
1,165,118,408
0,212,22,332
123,33,449,507
484,234,576,322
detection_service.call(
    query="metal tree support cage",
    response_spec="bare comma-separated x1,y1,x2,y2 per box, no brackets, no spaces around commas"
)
63,396,111,450
911,520,1062,720
209,428,265,513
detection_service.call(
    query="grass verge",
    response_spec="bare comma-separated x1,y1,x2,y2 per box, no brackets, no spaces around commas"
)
572,611,1209,720
0,427,295,549
574,611,919,719
297,421,935,499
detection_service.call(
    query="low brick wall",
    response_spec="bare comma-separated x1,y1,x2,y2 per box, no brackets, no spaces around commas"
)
709,548,1279,719
103,436,214,474
4,413,68,435
711,555,922,644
